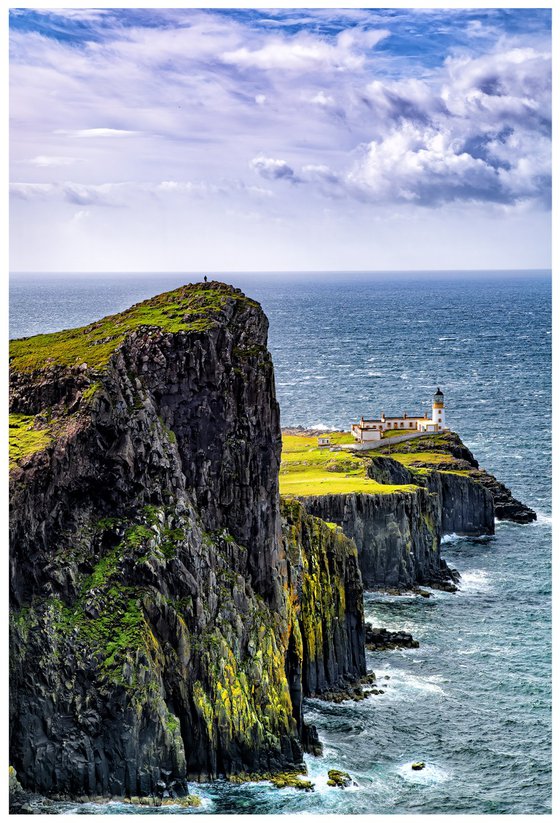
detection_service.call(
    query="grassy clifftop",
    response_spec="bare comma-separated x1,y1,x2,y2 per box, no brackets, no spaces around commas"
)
10,281,257,374
279,433,419,497
375,432,474,475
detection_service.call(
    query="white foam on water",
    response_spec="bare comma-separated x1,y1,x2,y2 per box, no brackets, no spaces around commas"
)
380,670,447,701
308,423,330,431
441,532,470,544
531,510,552,526
397,761,451,785
368,371,383,377
457,569,493,594
398,671,446,696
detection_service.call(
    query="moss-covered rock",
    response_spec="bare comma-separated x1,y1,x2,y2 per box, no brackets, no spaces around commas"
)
327,769,353,788
281,497,366,700
270,773,314,791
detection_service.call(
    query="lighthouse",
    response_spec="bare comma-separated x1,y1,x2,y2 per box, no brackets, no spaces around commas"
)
432,387,445,429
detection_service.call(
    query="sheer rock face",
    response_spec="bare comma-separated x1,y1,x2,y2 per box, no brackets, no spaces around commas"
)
9,284,365,799
426,471,495,536
10,290,283,609
299,470,495,591
281,499,366,699
300,489,448,590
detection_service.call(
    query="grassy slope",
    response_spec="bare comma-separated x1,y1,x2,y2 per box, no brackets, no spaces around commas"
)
9,414,53,466
10,282,256,373
279,433,419,497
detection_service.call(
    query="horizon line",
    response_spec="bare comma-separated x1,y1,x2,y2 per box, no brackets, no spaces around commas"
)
9,268,552,276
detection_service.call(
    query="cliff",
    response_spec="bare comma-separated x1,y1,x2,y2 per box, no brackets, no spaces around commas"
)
375,432,536,525
9,283,364,799
283,429,532,592
299,488,456,590
281,498,366,697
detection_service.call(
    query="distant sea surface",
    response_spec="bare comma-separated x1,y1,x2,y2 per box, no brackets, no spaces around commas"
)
9,271,551,814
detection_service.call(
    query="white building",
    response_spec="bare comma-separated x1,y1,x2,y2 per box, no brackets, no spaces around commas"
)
351,388,448,443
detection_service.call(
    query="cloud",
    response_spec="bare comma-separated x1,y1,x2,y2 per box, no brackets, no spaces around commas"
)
310,91,335,107
9,8,552,228
70,209,91,223
28,155,75,167
250,156,299,182
10,182,55,200
223,26,389,72
10,181,124,207
55,128,139,138
9,178,268,207
21,9,112,22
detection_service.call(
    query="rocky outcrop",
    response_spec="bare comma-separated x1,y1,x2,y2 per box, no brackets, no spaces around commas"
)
9,283,365,799
467,470,537,523
365,624,419,650
367,456,417,486
380,431,536,525
298,457,499,589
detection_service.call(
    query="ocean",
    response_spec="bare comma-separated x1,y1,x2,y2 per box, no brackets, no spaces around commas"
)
9,271,552,814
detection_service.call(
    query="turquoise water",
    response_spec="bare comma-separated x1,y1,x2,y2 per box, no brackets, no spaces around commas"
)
9,272,551,814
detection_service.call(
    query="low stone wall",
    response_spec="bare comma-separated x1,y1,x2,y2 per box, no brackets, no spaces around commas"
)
346,432,440,451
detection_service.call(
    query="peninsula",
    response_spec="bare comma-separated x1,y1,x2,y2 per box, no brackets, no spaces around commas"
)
9,282,535,809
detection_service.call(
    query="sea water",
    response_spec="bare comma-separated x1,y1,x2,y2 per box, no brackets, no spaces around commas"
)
9,272,551,814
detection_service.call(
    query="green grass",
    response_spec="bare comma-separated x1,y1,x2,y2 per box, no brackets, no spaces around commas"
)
280,434,419,497
9,413,53,466
385,451,456,467
10,282,257,373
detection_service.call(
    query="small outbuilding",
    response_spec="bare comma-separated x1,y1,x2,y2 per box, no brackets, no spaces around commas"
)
317,436,332,447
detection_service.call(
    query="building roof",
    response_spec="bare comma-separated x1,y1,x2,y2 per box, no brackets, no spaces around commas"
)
356,415,429,425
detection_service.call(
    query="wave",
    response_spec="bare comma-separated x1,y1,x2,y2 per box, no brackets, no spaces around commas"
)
440,532,473,545
530,510,552,526
457,569,493,594
380,670,447,699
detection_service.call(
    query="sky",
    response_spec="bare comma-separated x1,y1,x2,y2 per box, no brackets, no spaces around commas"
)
9,5,552,273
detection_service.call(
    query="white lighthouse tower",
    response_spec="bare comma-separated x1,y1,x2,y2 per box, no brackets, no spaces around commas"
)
432,387,446,430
